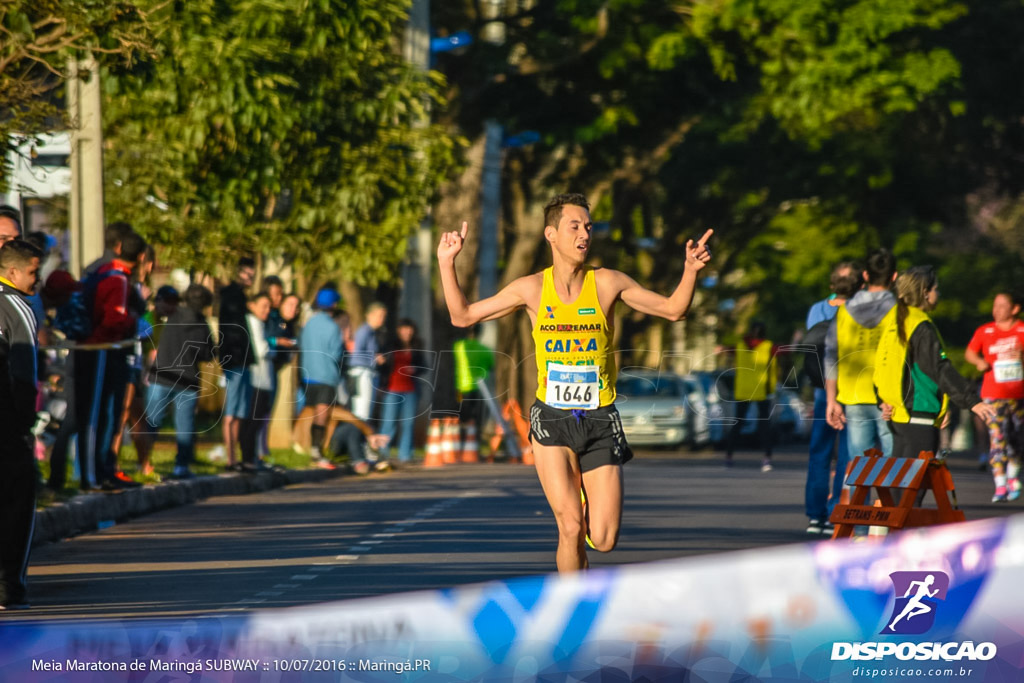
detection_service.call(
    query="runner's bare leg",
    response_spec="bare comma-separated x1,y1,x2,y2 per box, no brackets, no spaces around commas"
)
533,439,587,572
581,463,623,552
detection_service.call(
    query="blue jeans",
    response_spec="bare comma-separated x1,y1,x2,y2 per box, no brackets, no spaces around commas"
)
844,402,893,458
379,390,417,462
145,382,200,469
806,389,850,519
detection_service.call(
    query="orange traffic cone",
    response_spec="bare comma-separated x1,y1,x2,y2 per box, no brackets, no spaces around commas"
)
460,422,480,463
442,417,459,464
423,418,445,467
505,399,534,466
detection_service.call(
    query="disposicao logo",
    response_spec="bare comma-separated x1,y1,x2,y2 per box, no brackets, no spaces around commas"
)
883,571,948,635
831,571,997,662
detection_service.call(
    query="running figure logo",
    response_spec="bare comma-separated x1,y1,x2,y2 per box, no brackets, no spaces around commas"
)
882,571,949,635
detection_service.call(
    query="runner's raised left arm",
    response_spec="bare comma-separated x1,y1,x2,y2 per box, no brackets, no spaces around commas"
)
615,229,713,321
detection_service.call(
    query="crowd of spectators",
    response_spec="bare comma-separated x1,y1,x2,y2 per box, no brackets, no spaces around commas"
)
1,210,423,494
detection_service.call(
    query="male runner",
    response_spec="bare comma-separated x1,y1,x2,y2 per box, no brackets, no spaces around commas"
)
438,193,712,572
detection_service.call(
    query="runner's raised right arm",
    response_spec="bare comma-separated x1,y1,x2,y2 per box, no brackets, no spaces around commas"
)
438,221,528,327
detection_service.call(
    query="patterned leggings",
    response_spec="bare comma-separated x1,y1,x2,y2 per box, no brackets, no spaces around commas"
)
986,399,1024,479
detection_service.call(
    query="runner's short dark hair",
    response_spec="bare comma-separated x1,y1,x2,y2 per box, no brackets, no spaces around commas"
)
544,193,590,230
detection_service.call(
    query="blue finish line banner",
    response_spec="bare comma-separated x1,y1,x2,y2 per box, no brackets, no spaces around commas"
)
3,515,1024,682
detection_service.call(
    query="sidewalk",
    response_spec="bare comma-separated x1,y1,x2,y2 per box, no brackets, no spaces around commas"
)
32,467,350,548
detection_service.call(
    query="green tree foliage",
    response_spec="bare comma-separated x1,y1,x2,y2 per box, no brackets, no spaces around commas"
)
0,0,151,184
104,0,460,284
433,0,1024,348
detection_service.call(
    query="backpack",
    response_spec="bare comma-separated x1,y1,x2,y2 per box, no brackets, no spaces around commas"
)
53,270,118,342
801,318,832,389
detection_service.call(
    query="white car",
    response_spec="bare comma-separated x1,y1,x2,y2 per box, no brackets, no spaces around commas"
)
615,369,710,448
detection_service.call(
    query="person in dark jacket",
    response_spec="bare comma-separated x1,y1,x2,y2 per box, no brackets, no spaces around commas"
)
137,284,215,479
217,257,256,469
0,239,43,610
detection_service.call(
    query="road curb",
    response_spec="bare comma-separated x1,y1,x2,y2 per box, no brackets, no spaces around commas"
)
32,468,347,547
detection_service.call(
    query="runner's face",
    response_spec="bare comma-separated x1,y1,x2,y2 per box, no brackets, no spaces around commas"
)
551,205,592,264
992,294,1018,324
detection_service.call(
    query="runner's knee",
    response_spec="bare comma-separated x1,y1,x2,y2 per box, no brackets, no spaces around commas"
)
554,511,585,541
586,525,619,553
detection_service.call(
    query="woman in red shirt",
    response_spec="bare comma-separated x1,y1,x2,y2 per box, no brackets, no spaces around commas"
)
378,319,425,464
965,292,1024,502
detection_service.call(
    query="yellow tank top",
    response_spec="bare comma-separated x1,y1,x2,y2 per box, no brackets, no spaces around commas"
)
533,267,616,408
874,306,949,425
835,305,887,405
734,340,775,402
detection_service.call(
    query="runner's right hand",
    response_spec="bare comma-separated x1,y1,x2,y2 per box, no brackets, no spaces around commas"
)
437,221,469,262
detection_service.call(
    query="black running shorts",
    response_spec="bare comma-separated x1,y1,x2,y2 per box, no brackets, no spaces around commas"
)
528,399,633,472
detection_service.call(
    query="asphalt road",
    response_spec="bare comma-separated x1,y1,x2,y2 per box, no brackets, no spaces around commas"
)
16,445,1021,621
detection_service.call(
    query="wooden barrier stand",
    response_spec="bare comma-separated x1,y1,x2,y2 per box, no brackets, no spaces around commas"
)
829,449,965,539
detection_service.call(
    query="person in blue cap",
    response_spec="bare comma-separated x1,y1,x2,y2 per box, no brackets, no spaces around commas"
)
299,287,345,467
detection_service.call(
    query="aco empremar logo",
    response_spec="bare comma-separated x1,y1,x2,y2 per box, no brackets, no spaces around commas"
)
831,571,997,662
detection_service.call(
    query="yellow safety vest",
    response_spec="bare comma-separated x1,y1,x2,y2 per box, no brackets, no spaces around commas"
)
835,306,887,405
533,267,616,407
874,306,949,425
734,339,776,402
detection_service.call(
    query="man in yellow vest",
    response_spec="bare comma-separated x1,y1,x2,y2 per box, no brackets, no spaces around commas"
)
825,248,897,457
726,321,778,471
437,193,712,573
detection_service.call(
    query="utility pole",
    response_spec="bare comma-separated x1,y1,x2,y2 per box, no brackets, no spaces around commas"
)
477,120,503,350
67,55,105,277
399,0,433,352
